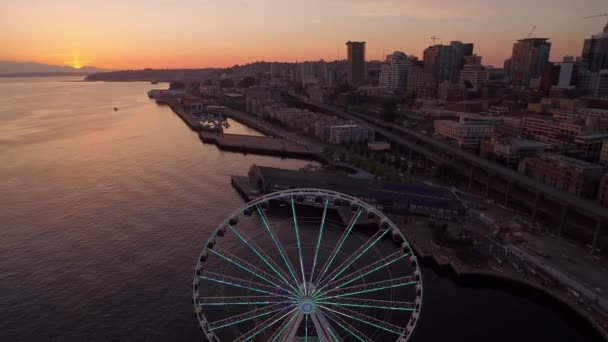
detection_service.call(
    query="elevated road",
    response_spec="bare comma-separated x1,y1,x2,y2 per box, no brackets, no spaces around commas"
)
288,93,606,249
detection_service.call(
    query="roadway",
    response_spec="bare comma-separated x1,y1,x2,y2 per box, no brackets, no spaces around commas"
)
288,93,608,225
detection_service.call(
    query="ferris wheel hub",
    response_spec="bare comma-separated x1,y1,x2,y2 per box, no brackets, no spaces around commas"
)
297,296,317,315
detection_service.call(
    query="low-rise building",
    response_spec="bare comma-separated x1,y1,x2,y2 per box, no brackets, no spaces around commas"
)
598,174,608,208
574,133,608,163
246,86,281,101
600,140,608,166
437,81,465,101
518,154,605,199
199,85,222,97
433,116,496,150
315,123,371,145
489,138,549,167
522,116,589,145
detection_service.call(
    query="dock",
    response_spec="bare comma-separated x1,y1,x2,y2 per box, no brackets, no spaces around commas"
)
166,100,202,131
199,132,321,160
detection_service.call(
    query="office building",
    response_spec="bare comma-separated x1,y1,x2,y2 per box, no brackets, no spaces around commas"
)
598,174,608,208
518,154,605,198
581,24,608,72
460,58,489,91
379,51,409,92
423,41,473,83
407,62,436,97
315,122,371,144
485,138,549,168
433,116,496,149
437,81,465,101
510,38,551,86
577,24,608,97
346,41,366,85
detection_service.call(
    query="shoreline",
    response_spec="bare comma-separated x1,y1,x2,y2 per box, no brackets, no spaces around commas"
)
404,230,608,342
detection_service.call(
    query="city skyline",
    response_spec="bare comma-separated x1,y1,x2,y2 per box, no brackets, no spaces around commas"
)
1,0,607,70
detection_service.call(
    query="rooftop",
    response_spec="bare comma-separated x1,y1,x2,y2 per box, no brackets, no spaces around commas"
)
537,154,605,169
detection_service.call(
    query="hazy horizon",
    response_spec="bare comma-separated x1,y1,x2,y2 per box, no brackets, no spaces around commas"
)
1,0,607,70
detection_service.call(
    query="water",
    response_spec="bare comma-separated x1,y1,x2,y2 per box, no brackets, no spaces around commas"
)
0,77,598,341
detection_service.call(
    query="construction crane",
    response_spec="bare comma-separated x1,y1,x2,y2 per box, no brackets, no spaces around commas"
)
430,36,440,45
584,13,608,19
584,12,608,32
526,25,536,39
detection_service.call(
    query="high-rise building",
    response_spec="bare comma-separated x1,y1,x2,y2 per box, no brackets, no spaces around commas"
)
346,41,366,85
577,24,608,97
581,24,608,72
510,38,551,86
407,61,435,97
379,51,409,92
449,41,474,82
423,44,452,82
423,41,473,83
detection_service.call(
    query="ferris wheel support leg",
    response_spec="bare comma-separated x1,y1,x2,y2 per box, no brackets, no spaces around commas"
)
279,312,304,342
310,310,337,342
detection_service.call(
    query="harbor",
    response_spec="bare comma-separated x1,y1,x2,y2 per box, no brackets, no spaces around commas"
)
158,95,324,161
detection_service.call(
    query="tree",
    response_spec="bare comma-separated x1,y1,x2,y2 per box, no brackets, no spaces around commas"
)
381,99,397,122
238,76,256,88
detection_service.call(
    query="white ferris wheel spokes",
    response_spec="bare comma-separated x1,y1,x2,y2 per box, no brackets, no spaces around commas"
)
193,189,423,341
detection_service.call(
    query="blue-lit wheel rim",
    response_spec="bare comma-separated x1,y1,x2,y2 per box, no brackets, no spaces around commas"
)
193,189,423,341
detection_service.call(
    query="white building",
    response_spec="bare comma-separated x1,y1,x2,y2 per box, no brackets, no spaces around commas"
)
433,116,496,149
315,123,371,144
379,51,409,92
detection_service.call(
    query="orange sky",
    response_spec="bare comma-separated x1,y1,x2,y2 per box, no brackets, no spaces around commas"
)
1,0,607,69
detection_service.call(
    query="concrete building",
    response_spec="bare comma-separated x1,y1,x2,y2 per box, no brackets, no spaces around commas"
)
246,86,281,101
510,38,551,86
598,174,608,208
315,122,371,145
346,41,366,85
437,81,465,101
522,116,592,145
518,154,605,199
433,116,496,149
599,140,608,166
486,138,549,167
407,62,436,97
379,51,409,92
460,63,489,91
574,133,608,163
199,85,221,97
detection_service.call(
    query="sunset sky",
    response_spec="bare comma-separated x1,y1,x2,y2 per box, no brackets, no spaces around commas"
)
1,0,607,69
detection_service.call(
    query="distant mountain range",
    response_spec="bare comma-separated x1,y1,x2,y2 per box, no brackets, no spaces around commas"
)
0,61,108,77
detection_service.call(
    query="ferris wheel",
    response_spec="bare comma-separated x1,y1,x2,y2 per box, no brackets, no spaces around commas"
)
193,189,423,341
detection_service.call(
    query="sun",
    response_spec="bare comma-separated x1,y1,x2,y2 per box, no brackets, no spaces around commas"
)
70,59,83,69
